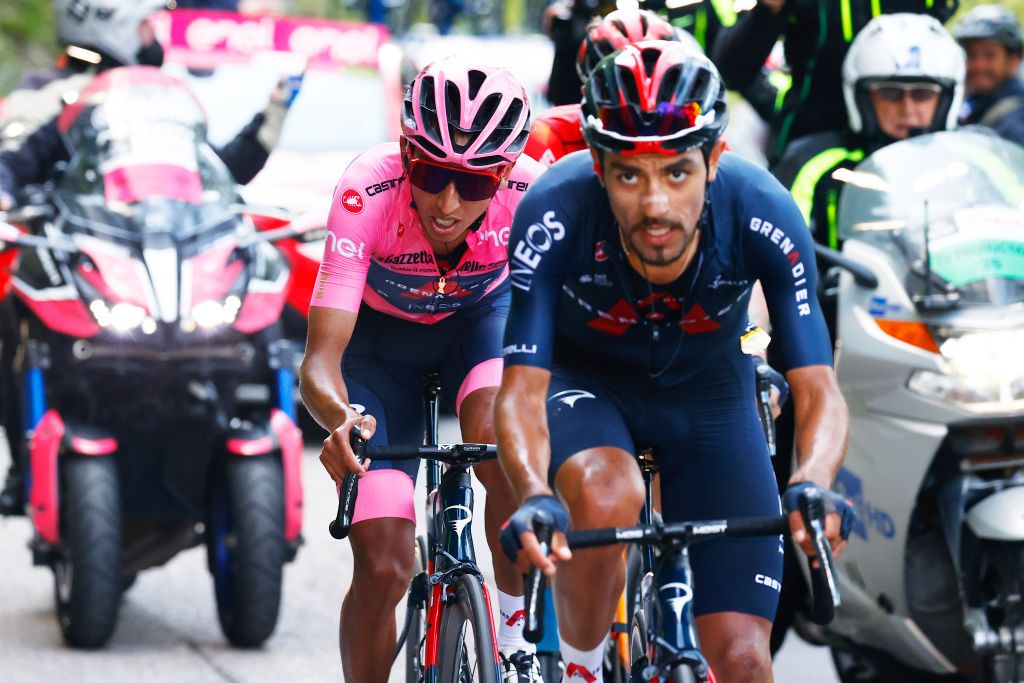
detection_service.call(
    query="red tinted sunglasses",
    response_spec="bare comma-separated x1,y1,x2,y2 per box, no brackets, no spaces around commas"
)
408,158,505,201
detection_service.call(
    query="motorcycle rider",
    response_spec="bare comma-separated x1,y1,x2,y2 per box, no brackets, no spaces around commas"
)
766,13,964,652
711,0,959,164
954,4,1024,146
0,0,304,515
772,13,965,252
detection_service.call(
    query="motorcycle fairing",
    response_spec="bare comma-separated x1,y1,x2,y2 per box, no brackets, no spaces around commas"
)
30,412,120,544
271,408,303,543
30,410,64,544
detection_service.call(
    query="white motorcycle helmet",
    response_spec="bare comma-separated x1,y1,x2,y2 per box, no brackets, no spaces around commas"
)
843,13,965,139
54,0,168,68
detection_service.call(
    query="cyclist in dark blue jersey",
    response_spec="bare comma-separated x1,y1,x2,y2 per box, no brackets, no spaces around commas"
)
496,42,850,682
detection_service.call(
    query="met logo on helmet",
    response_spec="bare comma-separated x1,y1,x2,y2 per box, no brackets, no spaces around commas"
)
340,188,364,214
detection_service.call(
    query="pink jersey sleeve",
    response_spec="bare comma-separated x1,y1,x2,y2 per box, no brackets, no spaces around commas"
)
309,145,396,312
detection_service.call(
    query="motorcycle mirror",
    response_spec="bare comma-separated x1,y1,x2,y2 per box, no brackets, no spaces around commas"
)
813,244,878,289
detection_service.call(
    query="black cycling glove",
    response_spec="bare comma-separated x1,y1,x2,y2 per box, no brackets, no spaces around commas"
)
500,494,569,564
753,356,790,407
782,481,858,540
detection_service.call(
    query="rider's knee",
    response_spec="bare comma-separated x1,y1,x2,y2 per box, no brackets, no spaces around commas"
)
354,549,413,597
709,637,771,682
568,465,644,527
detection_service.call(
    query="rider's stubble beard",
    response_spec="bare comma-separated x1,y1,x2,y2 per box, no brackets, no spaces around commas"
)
622,216,697,267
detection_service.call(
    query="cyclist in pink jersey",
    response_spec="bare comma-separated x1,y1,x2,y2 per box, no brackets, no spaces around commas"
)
300,57,546,682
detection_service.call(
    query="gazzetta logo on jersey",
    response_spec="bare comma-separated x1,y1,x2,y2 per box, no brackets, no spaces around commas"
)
341,188,364,214
510,211,566,291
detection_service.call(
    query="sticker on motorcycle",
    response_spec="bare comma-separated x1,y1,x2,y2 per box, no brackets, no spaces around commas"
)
834,468,896,541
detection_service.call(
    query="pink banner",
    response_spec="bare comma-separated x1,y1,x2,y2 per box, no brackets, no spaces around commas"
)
151,10,389,71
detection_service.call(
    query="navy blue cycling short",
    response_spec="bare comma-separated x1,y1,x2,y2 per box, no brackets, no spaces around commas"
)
342,294,508,524
546,345,784,621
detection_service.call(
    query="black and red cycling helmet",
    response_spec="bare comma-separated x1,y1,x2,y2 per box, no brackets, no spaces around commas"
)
581,41,728,157
576,9,677,82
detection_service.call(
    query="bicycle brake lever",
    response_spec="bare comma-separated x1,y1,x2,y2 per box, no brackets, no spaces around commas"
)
523,510,553,643
798,487,840,624
329,426,367,540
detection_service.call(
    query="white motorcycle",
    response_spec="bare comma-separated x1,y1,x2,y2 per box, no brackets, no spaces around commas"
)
809,130,1024,682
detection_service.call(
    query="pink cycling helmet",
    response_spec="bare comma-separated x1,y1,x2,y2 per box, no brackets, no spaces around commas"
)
401,57,531,169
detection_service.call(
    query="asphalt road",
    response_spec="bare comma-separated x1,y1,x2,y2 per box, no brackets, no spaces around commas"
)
0,421,838,682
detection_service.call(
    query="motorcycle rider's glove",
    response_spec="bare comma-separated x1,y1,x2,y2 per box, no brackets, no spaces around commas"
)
782,481,858,540
753,356,790,407
500,494,569,564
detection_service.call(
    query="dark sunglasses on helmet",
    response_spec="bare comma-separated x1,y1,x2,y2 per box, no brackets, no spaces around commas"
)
596,100,705,140
868,81,942,103
408,158,505,201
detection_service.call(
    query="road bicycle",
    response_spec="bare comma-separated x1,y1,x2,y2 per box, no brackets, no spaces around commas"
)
524,483,841,682
330,374,501,682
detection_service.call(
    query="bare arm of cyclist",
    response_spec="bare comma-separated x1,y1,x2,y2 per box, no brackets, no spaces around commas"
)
299,306,376,485
786,364,849,559
495,364,572,576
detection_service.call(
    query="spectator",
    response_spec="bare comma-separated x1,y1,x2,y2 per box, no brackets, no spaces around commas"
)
954,4,1024,145
543,0,616,105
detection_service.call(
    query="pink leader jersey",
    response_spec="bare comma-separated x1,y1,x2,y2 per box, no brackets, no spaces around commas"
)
311,142,544,323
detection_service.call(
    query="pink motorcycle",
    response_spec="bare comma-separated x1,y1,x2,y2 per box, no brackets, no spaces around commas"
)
0,68,308,649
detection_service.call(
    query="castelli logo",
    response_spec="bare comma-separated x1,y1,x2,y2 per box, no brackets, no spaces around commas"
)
397,222,405,237
594,240,608,262
341,188,364,214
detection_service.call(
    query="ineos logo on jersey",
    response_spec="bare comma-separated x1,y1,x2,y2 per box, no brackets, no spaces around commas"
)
510,211,566,291
749,217,810,317
549,390,595,408
340,188,364,214
324,230,366,259
365,175,403,196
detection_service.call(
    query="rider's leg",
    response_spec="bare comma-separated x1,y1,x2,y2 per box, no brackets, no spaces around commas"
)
654,348,783,683
553,447,646,650
0,297,24,515
457,385,521,595
343,515,416,683
696,612,774,683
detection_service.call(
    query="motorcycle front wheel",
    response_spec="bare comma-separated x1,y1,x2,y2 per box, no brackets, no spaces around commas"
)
207,454,285,648
54,455,122,648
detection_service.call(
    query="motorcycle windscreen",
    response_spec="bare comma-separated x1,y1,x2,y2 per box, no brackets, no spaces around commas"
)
837,130,1024,306
59,66,212,206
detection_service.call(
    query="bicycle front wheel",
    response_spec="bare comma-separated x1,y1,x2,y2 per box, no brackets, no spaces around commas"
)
437,574,499,683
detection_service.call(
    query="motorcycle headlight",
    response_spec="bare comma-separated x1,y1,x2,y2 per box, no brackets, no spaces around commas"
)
908,328,1024,412
89,300,157,335
181,296,242,332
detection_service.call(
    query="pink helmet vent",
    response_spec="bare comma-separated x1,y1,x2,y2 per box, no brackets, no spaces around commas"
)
401,56,531,169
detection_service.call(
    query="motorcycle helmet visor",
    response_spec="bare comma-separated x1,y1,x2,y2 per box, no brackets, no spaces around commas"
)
408,158,505,201
868,81,942,103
